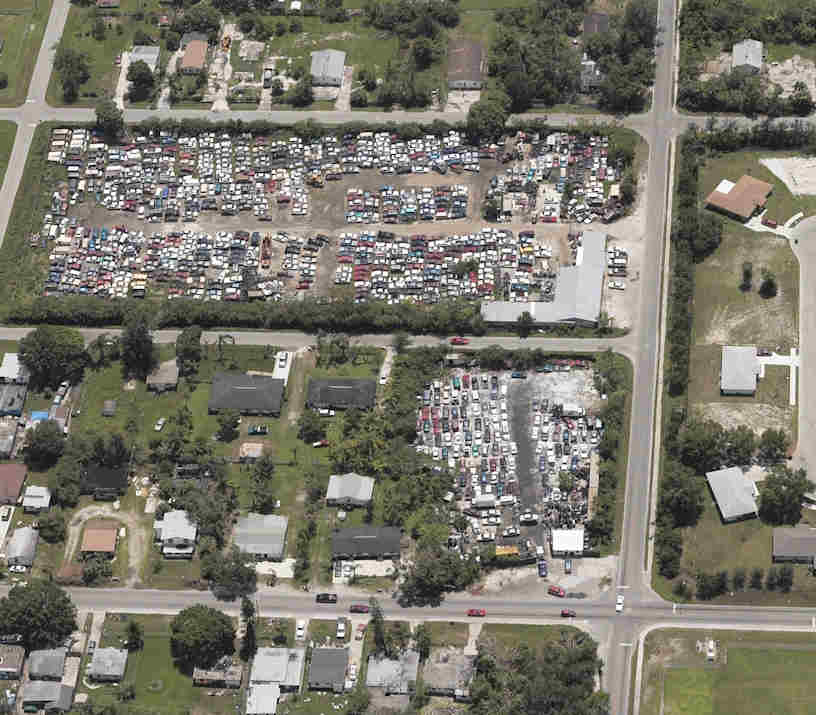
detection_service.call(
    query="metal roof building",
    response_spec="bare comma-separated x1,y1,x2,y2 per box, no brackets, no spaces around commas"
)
246,683,281,715
28,648,67,680
550,528,584,555
706,467,758,522
7,526,38,566
130,45,160,74
308,648,348,691
732,39,763,73
366,650,420,694
310,49,346,86
88,648,128,682
0,354,29,383
21,683,73,712
234,513,288,561
250,647,306,690
326,473,374,507
481,231,607,326
720,346,760,395
208,372,285,416
773,526,816,563
331,526,401,560
22,485,51,512
154,509,197,558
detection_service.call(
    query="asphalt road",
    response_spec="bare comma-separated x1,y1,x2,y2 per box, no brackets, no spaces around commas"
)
0,0,811,712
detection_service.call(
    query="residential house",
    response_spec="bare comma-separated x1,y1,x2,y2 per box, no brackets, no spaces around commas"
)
0,645,24,680
0,463,25,504
308,648,348,692
732,39,763,73
153,509,197,558
28,648,67,681
22,485,51,513
366,650,420,695
180,40,207,74
21,683,73,713
310,49,345,86
720,346,760,395
81,464,128,500
250,647,306,691
208,372,285,417
146,359,179,393
234,513,288,561
6,526,38,567
306,379,376,411
326,473,374,507
331,526,401,561
773,526,816,563
88,648,128,682
706,467,759,522
80,519,118,559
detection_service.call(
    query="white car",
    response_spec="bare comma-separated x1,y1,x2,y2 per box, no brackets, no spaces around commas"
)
8,565,26,574
616,594,625,613
608,280,626,290
154,417,166,432
296,620,306,640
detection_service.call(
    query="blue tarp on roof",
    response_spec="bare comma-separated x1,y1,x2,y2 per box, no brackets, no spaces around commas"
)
31,411,49,421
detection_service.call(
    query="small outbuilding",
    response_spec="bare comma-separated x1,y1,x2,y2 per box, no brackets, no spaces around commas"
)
246,683,281,715
706,467,758,522
773,526,816,563
326,473,374,507
720,346,760,395
146,359,180,393
550,528,584,556
193,661,243,689
88,648,128,682
102,400,117,417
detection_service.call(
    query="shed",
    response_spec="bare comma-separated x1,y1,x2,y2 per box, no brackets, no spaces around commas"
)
28,648,67,680
250,647,306,690
447,40,483,90
246,683,280,715
331,526,401,560
80,519,118,558
89,648,128,682
310,49,346,86
326,473,374,507
720,346,760,395
0,463,26,504
146,359,179,392
706,467,758,522
732,39,763,73
773,526,816,563
550,528,584,556
102,400,117,417
234,513,288,561
306,378,376,410
308,648,348,691
22,485,51,512
0,644,24,680
366,650,419,694
208,372,285,416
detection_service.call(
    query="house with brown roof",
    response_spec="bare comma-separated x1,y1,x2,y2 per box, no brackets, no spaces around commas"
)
80,520,118,559
0,463,25,504
705,175,773,222
448,40,483,90
180,40,207,74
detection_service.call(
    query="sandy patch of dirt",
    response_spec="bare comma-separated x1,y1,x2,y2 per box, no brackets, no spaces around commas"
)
768,55,816,98
760,156,816,196
699,52,731,81
693,401,793,435
700,299,796,348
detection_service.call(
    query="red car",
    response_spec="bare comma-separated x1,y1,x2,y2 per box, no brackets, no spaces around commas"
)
561,609,576,618
450,337,470,345
349,604,370,614
548,585,566,598
467,608,486,617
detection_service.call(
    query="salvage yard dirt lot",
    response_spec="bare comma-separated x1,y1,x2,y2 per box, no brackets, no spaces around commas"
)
641,629,816,715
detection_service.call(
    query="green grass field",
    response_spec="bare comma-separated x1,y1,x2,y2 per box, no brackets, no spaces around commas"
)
426,622,468,648
0,0,52,106
478,624,583,654
87,614,242,715
643,629,816,715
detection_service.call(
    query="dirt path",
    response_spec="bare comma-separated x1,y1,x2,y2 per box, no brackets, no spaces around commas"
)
63,503,148,587
287,347,315,425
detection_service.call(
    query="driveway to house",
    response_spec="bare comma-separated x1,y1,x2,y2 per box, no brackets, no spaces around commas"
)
114,51,130,110
63,503,148,587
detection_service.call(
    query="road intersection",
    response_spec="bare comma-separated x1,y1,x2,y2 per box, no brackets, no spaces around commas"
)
0,0,813,712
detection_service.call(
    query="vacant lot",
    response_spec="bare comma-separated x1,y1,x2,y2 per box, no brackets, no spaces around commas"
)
641,629,816,715
426,622,469,648
84,613,243,715
0,0,52,106
478,624,584,655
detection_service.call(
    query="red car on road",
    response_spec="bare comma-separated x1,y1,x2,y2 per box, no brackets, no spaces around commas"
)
548,585,566,598
450,337,470,345
467,608,486,617
561,609,576,618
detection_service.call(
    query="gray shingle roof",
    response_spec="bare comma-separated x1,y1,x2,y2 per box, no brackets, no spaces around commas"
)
234,513,288,560
306,379,376,410
308,648,348,689
28,648,67,680
331,526,401,559
208,372,285,414
481,230,606,325
22,682,73,711
720,346,759,393
706,467,758,521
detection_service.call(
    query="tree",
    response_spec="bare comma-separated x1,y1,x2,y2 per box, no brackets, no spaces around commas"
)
19,325,87,390
766,566,779,590
121,310,157,380
92,18,106,41
740,261,753,292
54,45,89,102
216,410,240,442
369,597,388,654
270,78,284,96
414,623,431,661
732,567,746,590
95,97,124,139
758,428,789,462
659,461,704,528
38,508,66,543
175,325,203,377
790,80,814,116
201,547,256,600
759,269,778,298
166,31,181,51
251,454,278,513
413,37,436,70
24,420,65,470
127,59,155,102
82,555,112,584
750,567,764,589
391,331,412,355
170,605,235,670
287,74,313,107
758,465,813,526
516,311,534,338
357,66,377,91
296,410,325,444
0,580,76,650
126,620,144,651
240,596,257,660
466,92,508,143
0,72,8,89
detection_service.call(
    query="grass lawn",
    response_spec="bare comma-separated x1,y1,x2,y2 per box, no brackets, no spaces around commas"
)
86,614,243,715
691,225,798,351
0,121,16,185
257,617,295,647
308,618,348,646
641,629,816,715
141,549,203,589
426,622,468,648
278,692,354,715
46,0,165,106
478,624,583,655
0,0,52,106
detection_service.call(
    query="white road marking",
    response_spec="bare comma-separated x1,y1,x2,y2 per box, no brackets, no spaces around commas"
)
620,642,633,647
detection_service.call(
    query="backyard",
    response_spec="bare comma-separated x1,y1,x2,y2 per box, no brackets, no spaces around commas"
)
641,629,816,715
0,0,52,106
